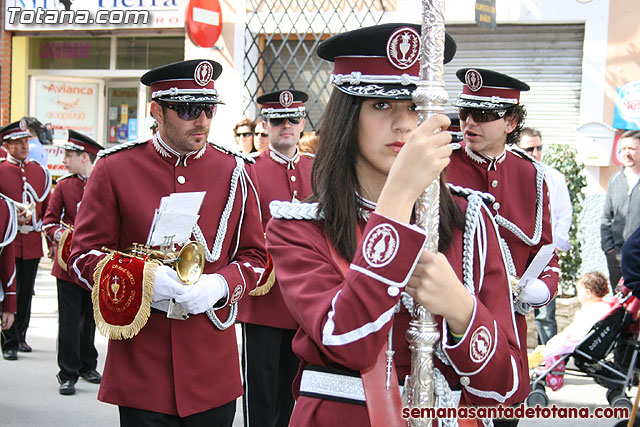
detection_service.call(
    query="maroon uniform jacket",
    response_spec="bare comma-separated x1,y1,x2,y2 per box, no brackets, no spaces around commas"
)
42,174,86,282
238,148,313,330
266,193,523,426
0,156,51,259
0,195,17,314
68,138,267,416
446,143,559,401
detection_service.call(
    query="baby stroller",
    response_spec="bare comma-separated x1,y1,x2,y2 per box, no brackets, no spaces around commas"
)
527,292,640,409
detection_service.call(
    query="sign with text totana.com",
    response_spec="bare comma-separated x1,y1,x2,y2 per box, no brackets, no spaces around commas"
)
613,81,640,131
4,0,185,31
34,79,100,142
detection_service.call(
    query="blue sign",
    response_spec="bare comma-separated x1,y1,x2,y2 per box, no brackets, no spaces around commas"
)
128,118,137,141
613,81,640,130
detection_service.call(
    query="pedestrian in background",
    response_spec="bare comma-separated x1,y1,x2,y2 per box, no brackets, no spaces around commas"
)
601,130,640,290
518,127,573,345
234,118,256,155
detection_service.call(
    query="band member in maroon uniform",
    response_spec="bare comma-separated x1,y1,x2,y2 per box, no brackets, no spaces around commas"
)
265,24,523,426
445,69,559,416
68,60,267,426
1,194,18,334
43,130,103,395
0,120,52,360
239,89,313,427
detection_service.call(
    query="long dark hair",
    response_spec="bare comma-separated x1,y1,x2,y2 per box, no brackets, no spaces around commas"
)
311,88,463,261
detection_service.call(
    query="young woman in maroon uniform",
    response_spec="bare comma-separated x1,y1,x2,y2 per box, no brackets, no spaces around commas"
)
265,24,524,426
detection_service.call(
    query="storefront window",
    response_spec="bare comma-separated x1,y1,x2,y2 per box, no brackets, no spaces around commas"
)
29,37,110,69
116,37,184,69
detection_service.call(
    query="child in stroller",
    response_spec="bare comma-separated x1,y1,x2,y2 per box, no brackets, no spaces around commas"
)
527,271,640,409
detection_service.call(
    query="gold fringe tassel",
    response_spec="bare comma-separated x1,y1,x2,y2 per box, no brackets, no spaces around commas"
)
92,256,157,340
249,268,276,296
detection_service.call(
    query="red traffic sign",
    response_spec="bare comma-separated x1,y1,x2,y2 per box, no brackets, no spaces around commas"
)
186,0,223,48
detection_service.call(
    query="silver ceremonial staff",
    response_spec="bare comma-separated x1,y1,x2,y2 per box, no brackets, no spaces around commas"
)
404,0,448,425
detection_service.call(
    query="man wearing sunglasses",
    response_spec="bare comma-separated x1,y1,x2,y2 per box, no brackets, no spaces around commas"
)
238,89,313,427
233,118,256,155
68,59,267,426
445,68,559,421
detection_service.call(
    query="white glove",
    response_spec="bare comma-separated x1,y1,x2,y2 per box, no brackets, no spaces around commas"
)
174,273,228,314
152,265,189,303
518,278,550,306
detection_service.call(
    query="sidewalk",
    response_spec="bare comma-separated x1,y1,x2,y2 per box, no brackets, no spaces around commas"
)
0,259,632,426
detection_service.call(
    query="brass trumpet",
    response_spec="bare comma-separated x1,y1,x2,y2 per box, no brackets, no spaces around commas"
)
101,241,206,285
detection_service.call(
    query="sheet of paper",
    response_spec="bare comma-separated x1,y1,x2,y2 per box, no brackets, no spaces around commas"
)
148,212,200,247
517,243,556,288
145,192,206,246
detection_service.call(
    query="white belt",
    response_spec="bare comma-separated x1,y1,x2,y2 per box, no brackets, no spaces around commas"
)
299,367,404,405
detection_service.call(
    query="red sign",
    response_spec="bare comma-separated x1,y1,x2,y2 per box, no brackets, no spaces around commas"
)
186,0,223,48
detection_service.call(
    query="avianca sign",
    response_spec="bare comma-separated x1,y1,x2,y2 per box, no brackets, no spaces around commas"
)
43,82,94,95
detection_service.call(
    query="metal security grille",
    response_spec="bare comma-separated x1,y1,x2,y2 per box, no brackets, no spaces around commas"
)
444,24,585,146
242,0,390,130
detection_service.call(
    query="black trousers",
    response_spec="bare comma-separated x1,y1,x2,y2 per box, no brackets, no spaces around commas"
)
1,257,39,350
119,401,236,427
56,278,98,382
606,250,622,292
242,323,299,427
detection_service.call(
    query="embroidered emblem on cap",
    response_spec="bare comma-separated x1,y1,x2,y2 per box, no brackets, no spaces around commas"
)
279,90,294,108
19,119,27,131
465,69,483,92
230,284,244,304
386,27,420,70
469,326,492,363
362,223,399,268
194,61,214,87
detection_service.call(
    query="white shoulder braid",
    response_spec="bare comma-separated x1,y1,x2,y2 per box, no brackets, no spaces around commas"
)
446,183,495,205
97,140,147,158
209,142,256,164
269,201,323,220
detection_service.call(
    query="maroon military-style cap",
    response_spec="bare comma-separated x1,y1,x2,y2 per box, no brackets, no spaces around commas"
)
64,129,103,156
453,68,530,110
140,59,223,104
257,90,308,119
317,23,456,100
0,119,31,142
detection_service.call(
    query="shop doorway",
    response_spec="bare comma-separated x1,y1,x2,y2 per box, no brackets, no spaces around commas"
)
105,81,140,146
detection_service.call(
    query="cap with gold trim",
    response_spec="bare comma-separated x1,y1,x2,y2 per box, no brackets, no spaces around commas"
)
317,23,456,100
140,59,223,104
1,119,31,142
64,129,103,156
257,90,308,119
453,68,530,110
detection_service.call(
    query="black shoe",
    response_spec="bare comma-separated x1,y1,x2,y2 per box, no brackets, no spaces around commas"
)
2,349,17,360
59,380,76,395
80,369,102,384
17,343,32,353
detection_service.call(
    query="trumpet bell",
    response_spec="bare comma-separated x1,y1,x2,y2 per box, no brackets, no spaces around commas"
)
175,241,206,285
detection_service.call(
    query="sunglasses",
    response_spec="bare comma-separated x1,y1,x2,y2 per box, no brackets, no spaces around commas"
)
458,108,507,123
523,145,543,153
236,132,254,138
268,117,302,126
160,102,216,121
255,132,268,137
